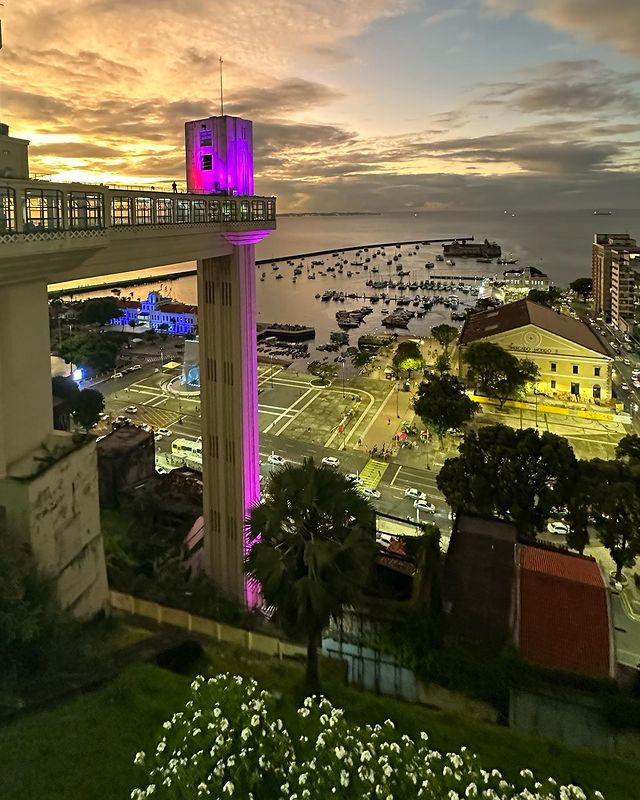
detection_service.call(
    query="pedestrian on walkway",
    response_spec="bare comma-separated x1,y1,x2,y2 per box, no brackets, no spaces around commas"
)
172,181,178,193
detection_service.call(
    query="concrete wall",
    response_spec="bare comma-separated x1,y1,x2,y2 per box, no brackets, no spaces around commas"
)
0,434,108,617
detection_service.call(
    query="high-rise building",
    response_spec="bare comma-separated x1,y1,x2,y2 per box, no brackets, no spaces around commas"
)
592,233,636,320
611,246,640,334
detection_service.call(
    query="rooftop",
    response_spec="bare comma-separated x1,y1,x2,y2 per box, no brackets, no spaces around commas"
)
517,545,612,678
459,299,609,357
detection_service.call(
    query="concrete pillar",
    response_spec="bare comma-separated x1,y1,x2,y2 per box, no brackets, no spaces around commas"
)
0,279,53,475
197,241,260,602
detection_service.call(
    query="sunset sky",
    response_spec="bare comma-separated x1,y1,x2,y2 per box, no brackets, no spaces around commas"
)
3,0,639,211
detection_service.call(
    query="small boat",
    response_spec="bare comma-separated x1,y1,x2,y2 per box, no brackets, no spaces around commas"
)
445,259,455,266
436,254,444,262
425,261,434,268
276,274,283,280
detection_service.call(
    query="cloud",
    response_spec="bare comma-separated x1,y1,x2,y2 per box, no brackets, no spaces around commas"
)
484,0,640,57
228,79,343,118
422,8,465,27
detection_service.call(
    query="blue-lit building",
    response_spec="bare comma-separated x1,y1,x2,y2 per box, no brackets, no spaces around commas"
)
110,291,198,335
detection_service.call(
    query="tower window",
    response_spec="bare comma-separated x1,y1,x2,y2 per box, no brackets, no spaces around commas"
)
200,131,212,147
201,154,212,170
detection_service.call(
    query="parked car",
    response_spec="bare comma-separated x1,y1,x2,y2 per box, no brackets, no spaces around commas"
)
345,473,363,485
267,453,285,466
125,405,138,413
414,499,435,513
321,456,340,468
360,487,381,500
112,372,123,379
157,428,172,437
547,520,570,535
131,364,142,371
404,487,426,501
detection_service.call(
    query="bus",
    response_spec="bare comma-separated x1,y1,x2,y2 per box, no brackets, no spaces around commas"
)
171,438,202,458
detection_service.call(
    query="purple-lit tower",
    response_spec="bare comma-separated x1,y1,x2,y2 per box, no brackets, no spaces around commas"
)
186,115,273,603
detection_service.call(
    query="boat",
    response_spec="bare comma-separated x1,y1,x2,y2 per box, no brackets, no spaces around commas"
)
275,274,283,279
445,259,455,266
497,258,518,265
436,255,444,262
425,261,434,268
476,258,492,264
593,210,612,215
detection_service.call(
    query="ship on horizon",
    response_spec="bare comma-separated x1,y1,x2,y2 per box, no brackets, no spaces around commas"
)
593,210,613,215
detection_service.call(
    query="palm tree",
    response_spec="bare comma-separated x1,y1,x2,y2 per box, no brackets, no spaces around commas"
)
245,458,377,693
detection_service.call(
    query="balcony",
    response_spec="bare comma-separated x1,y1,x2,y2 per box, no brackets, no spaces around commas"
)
0,179,276,283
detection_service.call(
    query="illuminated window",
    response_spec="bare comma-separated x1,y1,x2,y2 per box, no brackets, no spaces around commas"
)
176,199,191,223
112,197,132,225
24,188,63,231
200,130,212,147
156,197,174,223
135,197,153,224
251,199,265,220
0,186,16,232
208,200,220,222
240,200,251,221
192,200,206,222
69,192,104,229
201,154,212,170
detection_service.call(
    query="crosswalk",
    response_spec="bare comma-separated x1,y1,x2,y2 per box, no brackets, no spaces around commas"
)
359,459,389,489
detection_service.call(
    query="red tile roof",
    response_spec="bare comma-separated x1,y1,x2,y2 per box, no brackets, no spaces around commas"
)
459,299,609,357
517,545,612,677
158,302,197,315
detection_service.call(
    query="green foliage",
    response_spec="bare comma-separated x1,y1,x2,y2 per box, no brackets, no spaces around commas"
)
58,331,120,372
433,352,451,374
157,322,170,338
351,350,372,369
527,287,563,308
413,374,478,444
463,341,539,407
71,388,105,431
391,340,424,374
569,277,593,301
437,424,577,538
430,323,458,353
616,434,640,466
585,458,640,581
79,296,121,327
307,360,339,386
245,458,377,690
51,375,79,403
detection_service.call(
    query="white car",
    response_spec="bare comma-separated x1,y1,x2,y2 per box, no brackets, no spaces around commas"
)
547,520,569,535
621,383,629,391
131,364,142,371
112,372,123,379
360,487,381,500
156,466,169,475
267,453,285,466
154,432,164,441
157,428,172,437
404,487,427,501
125,405,138,413
141,423,153,432
346,473,363,485
114,415,127,423
321,456,340,468
414,499,436,513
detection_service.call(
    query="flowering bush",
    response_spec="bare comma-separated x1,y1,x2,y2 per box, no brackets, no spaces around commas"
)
132,674,605,800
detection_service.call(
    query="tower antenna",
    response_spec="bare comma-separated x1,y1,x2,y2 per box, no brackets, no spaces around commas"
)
219,56,224,116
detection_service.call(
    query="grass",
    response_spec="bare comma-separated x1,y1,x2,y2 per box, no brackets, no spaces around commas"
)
0,645,638,800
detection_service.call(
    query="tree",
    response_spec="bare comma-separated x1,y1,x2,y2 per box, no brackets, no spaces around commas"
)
58,331,120,373
351,350,372,369
437,424,577,539
431,323,458,354
433,352,451,374
307,360,338,386
587,459,640,583
616,434,640,465
79,296,121,327
71,388,105,431
51,375,79,403
463,341,539,408
157,322,170,339
528,287,563,308
413,374,478,446
569,277,593,302
392,340,423,375
245,459,377,692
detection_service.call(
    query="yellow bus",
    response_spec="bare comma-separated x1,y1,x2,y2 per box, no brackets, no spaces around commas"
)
171,438,202,458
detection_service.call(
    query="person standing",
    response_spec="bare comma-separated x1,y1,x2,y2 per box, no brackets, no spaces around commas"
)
171,181,178,193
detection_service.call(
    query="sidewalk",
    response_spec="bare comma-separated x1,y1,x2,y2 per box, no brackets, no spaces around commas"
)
357,382,414,452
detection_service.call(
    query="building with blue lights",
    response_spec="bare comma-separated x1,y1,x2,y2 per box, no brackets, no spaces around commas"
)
110,291,197,335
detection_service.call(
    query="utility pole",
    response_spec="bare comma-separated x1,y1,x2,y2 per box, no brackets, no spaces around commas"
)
219,56,224,116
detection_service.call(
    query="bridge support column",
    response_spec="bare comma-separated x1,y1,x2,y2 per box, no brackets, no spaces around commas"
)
0,279,108,617
198,234,266,603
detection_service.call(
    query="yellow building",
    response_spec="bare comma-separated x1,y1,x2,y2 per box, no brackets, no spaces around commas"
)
459,299,612,402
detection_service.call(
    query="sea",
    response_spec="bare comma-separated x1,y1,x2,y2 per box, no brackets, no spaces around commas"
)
50,209,639,367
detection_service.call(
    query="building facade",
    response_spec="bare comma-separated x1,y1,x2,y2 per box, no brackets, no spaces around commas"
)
610,247,640,334
501,266,550,300
110,291,198,335
592,233,636,321
459,299,612,402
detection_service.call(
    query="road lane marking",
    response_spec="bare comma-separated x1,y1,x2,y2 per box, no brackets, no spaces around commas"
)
359,459,388,489
389,465,402,487
264,388,317,434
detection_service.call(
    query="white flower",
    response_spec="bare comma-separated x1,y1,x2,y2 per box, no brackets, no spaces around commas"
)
223,781,234,795
250,715,260,727
383,764,392,778
134,752,145,766
241,728,251,741
334,746,346,760
340,770,349,787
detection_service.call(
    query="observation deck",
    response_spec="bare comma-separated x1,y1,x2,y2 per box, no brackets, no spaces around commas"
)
0,178,276,283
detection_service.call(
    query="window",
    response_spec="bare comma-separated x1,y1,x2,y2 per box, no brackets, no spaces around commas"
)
572,365,579,375
571,382,580,396
221,200,236,222
111,196,132,225
266,199,275,220
251,199,265,220
594,367,601,377
0,186,16,232
240,200,251,221
176,199,191,223
550,362,557,372
24,188,63,231
135,197,153,224
208,200,220,222
69,192,104,229
200,130,212,147
156,197,174,223
201,154,212,170
192,200,206,222
550,380,556,389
